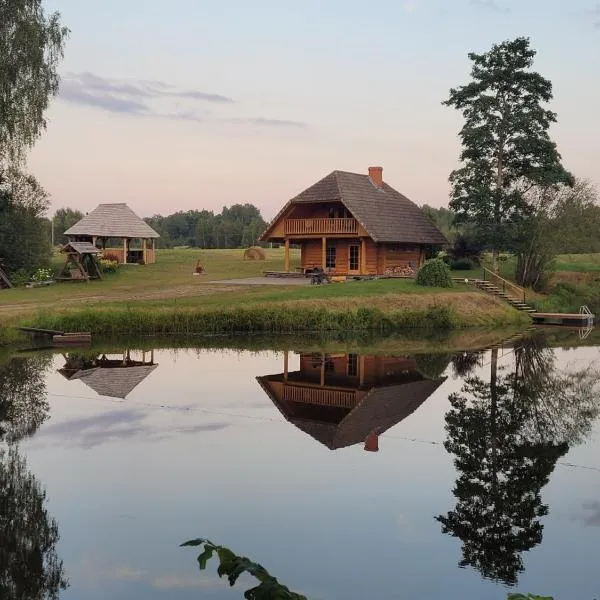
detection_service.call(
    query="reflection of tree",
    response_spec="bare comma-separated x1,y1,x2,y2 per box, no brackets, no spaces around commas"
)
451,351,484,378
438,337,600,585
414,352,452,379
0,446,68,599
0,355,52,442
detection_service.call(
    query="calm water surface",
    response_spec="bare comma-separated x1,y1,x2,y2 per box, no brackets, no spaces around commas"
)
1,331,600,599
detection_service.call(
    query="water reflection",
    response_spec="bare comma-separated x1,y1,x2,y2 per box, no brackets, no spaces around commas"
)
0,446,68,600
0,354,52,442
0,354,67,598
437,333,600,586
58,350,157,399
257,351,448,451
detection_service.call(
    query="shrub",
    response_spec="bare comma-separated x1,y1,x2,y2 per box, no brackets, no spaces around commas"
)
416,259,453,288
10,269,30,287
31,267,53,282
101,251,120,263
99,259,118,274
450,258,476,271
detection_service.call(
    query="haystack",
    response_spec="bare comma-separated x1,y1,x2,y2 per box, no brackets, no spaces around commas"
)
243,246,266,260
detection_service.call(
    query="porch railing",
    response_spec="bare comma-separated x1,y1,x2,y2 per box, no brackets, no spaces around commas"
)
284,218,358,235
483,267,526,303
283,384,357,408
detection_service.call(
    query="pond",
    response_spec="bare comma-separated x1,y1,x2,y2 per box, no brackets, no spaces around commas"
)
1,329,599,600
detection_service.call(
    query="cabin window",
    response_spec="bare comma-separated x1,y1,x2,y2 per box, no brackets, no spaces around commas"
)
349,245,359,271
328,207,336,219
347,354,358,377
324,356,334,372
326,245,336,269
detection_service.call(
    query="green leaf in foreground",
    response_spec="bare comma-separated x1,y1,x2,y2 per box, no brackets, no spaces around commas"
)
182,538,306,599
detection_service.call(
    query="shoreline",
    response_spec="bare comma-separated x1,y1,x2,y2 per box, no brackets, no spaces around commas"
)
0,293,531,348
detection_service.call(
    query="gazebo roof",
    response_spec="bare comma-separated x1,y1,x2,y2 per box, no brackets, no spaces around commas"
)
62,241,101,255
70,365,158,399
65,203,160,239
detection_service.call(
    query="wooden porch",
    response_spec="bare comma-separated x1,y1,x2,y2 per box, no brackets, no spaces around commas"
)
284,218,358,236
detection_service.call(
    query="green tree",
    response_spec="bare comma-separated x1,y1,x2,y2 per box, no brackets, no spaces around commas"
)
0,0,68,164
52,207,84,245
0,169,52,276
444,37,573,273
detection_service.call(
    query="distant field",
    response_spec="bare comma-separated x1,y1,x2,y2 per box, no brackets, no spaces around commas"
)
553,253,600,272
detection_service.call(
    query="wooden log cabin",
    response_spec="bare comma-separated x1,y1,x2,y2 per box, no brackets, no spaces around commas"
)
64,203,160,264
257,352,447,451
259,167,447,276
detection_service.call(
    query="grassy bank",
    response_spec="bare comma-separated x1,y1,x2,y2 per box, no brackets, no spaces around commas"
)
12,293,528,339
0,248,531,345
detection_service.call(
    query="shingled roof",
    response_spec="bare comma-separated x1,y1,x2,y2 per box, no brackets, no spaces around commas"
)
65,203,160,239
260,169,447,245
70,365,158,399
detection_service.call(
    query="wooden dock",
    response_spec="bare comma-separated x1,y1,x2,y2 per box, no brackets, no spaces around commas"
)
532,311,594,327
17,327,92,346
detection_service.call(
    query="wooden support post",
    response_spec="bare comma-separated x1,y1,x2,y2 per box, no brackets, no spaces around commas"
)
283,350,289,382
360,238,367,275
143,239,147,264
284,238,290,272
320,353,325,386
359,355,365,387
92,236,97,248
321,237,327,270
123,238,127,264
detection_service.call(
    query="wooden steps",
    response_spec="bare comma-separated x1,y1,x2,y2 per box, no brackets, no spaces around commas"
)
457,277,537,314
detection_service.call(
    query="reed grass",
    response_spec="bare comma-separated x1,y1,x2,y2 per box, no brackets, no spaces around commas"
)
18,300,527,340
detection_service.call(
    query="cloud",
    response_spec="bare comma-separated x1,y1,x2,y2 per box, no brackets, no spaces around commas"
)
152,574,224,590
60,82,149,115
226,117,308,128
109,566,223,590
32,408,230,448
581,501,600,526
113,566,145,581
470,0,510,13
58,72,307,127
63,72,234,103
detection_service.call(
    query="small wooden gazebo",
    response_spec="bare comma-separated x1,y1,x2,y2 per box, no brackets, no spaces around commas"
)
64,203,160,264
59,242,103,281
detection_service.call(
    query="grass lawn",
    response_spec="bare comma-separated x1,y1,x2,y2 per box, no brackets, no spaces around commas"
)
0,248,528,339
553,253,600,273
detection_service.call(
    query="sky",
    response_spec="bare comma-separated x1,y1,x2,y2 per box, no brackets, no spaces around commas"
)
28,0,600,220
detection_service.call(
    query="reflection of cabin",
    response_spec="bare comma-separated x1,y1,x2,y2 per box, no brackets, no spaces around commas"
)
259,167,447,276
257,352,446,451
64,203,160,264
59,350,157,398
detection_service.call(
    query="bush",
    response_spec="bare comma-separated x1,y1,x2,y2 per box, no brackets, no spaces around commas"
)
9,269,30,287
101,251,120,263
450,258,476,271
416,259,453,288
32,267,53,282
99,259,118,274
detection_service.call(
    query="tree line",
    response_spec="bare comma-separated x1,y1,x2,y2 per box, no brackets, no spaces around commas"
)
144,204,268,249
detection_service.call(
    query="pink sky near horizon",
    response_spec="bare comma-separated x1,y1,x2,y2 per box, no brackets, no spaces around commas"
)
27,0,600,221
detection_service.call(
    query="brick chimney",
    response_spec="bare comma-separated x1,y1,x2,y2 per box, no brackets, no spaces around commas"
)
368,166,383,188
364,431,379,452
